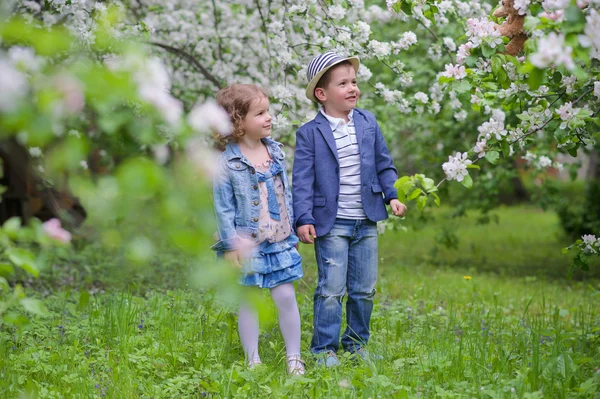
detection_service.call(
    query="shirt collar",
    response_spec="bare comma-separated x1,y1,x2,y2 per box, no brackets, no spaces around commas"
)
320,109,354,131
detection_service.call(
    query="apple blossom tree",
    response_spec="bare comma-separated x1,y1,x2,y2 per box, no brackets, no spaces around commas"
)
1,0,599,310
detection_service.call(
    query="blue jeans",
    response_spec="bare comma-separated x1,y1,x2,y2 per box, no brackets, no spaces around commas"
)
311,218,378,354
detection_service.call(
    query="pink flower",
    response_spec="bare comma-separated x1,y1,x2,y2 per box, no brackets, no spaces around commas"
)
42,218,72,243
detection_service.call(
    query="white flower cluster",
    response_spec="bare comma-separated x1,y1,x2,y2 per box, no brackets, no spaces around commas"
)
271,85,295,106
465,18,502,48
530,33,575,71
473,139,487,158
456,43,472,64
579,9,600,60
513,0,530,16
0,55,28,112
556,102,582,129
521,151,564,171
187,100,231,136
580,234,600,255
392,31,418,53
368,40,392,58
442,64,467,80
442,152,472,182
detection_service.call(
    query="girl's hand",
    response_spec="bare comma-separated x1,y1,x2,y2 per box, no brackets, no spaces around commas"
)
297,224,317,244
224,250,244,268
390,199,407,217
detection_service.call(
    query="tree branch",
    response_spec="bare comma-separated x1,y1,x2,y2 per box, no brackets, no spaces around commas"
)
148,42,223,89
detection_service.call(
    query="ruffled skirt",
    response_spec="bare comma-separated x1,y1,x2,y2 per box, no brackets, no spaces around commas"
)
241,234,303,288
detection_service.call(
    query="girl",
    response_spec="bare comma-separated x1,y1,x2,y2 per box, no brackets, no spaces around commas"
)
211,84,305,375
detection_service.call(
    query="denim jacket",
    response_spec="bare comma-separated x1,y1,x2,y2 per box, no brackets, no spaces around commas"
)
211,138,294,252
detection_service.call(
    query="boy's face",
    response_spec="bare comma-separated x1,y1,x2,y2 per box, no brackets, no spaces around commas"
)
241,96,272,140
316,64,360,117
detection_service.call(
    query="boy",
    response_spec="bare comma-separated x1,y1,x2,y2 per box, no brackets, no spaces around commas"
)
293,51,407,367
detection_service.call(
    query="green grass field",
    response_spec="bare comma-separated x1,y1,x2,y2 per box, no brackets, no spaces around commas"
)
1,206,599,398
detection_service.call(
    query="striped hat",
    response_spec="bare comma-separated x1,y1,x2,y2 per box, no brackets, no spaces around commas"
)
305,51,360,102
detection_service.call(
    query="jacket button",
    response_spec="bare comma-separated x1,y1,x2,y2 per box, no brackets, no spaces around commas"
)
236,163,240,168
252,217,258,222
253,200,259,206
250,168,255,174
253,185,258,190
251,233,257,238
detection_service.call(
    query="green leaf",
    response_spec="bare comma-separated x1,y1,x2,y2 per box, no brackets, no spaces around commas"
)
528,67,545,90
394,176,411,190
417,195,427,211
0,276,9,291
481,45,496,58
0,263,15,277
6,248,39,277
2,217,21,238
501,142,511,158
400,1,413,16
453,80,471,93
408,188,423,200
485,150,500,164
565,5,585,25
421,177,435,192
431,192,441,206
20,298,49,317
460,174,473,188
78,289,90,312
466,164,480,169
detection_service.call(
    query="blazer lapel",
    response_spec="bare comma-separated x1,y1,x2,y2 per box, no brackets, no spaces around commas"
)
315,112,339,164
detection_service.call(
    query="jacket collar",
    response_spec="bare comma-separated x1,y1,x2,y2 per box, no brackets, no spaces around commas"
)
224,137,281,163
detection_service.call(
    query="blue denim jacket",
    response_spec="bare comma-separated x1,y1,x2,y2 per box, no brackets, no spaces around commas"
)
211,138,294,252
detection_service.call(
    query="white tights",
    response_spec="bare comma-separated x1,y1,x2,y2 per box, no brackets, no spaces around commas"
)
238,283,301,363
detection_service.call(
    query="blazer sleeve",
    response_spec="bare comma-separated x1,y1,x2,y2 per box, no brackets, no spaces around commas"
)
292,127,317,228
374,120,399,204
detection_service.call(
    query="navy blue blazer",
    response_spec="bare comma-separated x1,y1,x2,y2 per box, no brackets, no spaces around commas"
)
292,108,398,237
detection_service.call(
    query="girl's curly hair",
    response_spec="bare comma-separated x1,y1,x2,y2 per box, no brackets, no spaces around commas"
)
214,84,268,149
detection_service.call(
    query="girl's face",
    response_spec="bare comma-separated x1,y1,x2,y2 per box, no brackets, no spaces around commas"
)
241,96,272,140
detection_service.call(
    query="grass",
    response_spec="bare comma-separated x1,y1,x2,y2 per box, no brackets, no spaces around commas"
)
380,205,600,279
1,206,599,398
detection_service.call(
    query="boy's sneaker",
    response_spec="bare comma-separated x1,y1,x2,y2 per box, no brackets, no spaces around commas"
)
315,351,340,368
353,348,383,362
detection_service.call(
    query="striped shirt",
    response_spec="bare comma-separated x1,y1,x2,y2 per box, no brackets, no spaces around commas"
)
320,109,366,219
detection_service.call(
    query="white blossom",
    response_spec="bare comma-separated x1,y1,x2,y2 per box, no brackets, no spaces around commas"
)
0,57,28,112
414,92,429,103
328,5,346,20
465,18,502,48
530,33,575,71
29,147,42,157
473,139,487,158
187,100,232,136
513,0,530,15
443,37,456,51
456,43,472,64
442,152,472,182
454,110,468,121
442,64,467,80
369,40,392,57
579,9,600,60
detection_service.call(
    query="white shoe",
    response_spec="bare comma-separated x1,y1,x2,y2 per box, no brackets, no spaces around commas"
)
287,354,305,376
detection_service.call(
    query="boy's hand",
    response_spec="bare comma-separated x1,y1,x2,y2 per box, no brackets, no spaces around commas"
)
298,224,317,244
390,199,407,217
224,250,244,268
